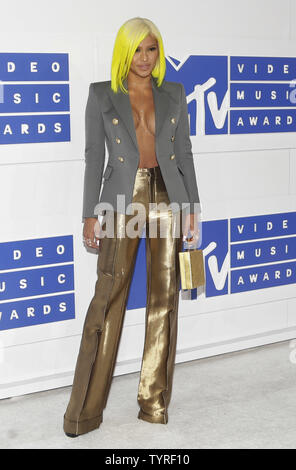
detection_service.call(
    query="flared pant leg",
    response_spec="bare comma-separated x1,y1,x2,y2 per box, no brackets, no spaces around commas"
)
63,211,144,435
137,167,183,424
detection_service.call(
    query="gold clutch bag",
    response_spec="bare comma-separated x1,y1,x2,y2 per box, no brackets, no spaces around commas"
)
179,248,205,290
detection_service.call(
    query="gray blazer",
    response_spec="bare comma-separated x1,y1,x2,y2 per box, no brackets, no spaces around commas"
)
82,75,201,218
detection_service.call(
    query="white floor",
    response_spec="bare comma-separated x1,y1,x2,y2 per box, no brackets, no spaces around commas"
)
1,340,296,449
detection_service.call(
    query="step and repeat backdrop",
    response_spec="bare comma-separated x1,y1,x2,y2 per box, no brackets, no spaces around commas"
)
0,31,295,398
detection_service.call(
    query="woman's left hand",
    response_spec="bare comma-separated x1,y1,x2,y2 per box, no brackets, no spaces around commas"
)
182,213,200,246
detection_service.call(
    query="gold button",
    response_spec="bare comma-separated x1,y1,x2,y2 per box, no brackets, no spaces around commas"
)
171,136,175,142
112,118,119,125
170,154,175,160
171,117,176,124
116,137,121,144
118,156,124,162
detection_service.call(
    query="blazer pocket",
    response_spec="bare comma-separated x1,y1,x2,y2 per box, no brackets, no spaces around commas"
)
177,163,185,176
103,164,113,180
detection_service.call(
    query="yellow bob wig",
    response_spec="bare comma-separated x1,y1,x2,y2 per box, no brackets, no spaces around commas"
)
111,17,166,94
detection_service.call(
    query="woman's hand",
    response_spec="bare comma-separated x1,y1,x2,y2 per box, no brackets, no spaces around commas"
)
83,217,101,250
182,212,200,246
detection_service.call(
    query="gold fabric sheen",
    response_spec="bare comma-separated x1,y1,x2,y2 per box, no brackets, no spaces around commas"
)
179,249,205,290
63,166,183,436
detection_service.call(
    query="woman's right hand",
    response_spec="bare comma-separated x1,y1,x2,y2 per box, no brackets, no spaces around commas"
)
83,217,101,250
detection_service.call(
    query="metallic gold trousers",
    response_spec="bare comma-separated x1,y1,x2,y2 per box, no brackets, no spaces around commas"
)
63,166,183,435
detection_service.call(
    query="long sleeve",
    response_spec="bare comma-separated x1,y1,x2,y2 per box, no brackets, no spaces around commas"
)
174,83,202,215
82,83,106,219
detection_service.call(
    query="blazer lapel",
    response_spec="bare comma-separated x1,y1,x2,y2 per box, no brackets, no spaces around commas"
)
152,76,170,138
106,75,170,153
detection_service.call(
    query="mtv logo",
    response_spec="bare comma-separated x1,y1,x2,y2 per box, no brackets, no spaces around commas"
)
165,55,228,136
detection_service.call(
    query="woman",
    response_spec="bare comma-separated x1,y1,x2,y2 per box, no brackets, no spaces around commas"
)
63,17,201,437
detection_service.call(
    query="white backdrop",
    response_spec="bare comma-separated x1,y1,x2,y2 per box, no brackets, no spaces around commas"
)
0,0,296,399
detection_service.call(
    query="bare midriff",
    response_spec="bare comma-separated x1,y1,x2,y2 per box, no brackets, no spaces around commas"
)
129,86,159,169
